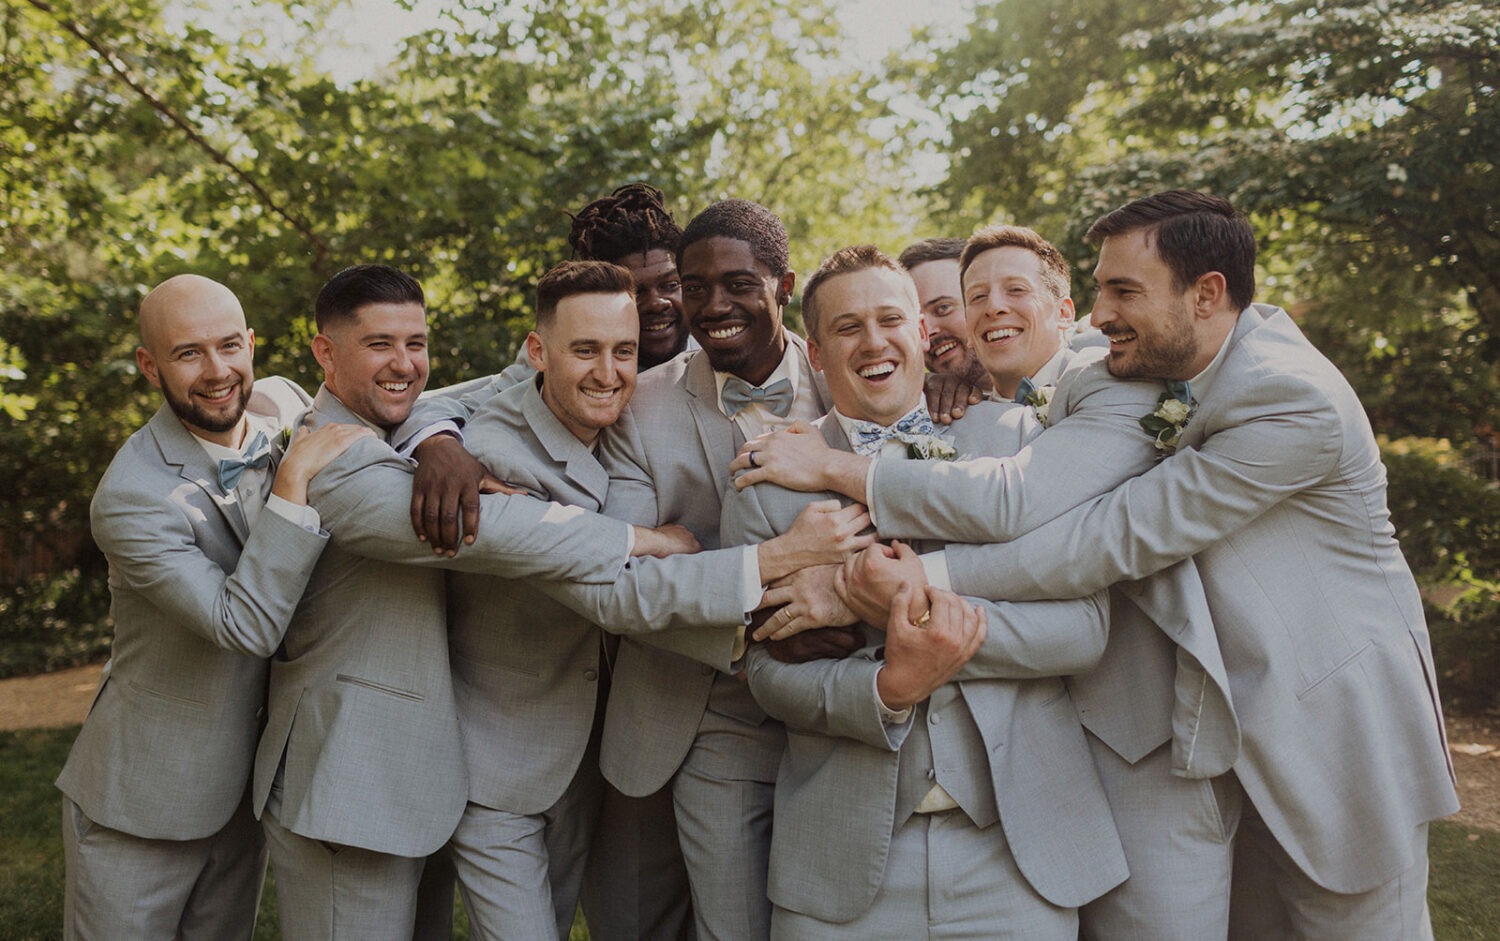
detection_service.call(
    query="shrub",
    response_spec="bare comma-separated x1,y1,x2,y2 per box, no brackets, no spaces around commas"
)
0,569,112,680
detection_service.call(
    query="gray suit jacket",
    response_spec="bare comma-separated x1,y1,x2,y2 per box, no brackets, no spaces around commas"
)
860,347,1239,779
935,305,1459,893
596,335,832,795
448,379,750,814
729,406,1127,920
60,377,324,841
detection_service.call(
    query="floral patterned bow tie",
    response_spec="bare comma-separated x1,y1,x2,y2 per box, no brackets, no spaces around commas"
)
848,406,942,457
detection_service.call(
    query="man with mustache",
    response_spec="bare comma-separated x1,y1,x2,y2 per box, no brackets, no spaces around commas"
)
898,237,991,393
58,274,368,940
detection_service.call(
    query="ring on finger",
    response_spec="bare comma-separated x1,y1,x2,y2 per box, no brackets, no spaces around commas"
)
748,450,759,468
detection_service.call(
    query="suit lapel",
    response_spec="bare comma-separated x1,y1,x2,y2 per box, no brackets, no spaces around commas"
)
149,404,251,543
682,353,740,502
521,381,609,509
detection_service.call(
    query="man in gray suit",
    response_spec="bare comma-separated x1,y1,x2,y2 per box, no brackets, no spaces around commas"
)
439,260,861,938
853,192,1459,938
253,264,704,940
816,225,1241,938
595,198,872,941
59,274,369,940
727,245,1127,938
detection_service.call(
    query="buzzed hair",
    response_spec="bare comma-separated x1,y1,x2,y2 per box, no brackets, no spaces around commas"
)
1086,189,1257,310
898,237,966,270
535,260,635,329
566,182,682,263
959,225,1071,300
677,199,790,279
801,244,916,339
315,264,424,331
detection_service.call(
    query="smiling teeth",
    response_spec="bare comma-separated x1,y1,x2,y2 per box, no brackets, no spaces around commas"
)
858,362,896,379
642,321,675,333
581,388,615,400
199,385,235,400
379,381,410,392
930,340,958,357
706,325,745,339
1108,332,1136,344
984,327,1020,342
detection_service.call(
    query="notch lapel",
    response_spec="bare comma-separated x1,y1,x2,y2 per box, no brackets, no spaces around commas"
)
148,404,251,543
682,353,740,502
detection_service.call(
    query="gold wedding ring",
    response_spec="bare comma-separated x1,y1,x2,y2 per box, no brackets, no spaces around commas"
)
914,609,932,628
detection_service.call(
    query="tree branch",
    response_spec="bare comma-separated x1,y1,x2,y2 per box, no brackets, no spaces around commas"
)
25,0,332,272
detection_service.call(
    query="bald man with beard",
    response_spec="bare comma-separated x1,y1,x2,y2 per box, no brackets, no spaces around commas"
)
57,275,368,940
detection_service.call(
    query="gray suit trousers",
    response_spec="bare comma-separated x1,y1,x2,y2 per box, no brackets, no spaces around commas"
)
62,794,265,941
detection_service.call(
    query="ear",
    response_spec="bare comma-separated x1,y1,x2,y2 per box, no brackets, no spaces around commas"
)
524,331,546,373
916,312,930,349
1194,273,1228,319
246,327,256,355
777,271,796,308
135,346,161,390
807,336,824,374
311,333,336,375
1057,296,1076,328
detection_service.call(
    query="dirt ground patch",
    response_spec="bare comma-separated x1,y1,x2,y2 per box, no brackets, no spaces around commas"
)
2,662,1497,831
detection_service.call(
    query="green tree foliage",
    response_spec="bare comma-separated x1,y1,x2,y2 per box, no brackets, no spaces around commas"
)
916,0,1500,447
0,0,907,568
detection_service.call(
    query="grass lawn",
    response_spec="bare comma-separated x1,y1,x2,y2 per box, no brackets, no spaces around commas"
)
5,725,1496,939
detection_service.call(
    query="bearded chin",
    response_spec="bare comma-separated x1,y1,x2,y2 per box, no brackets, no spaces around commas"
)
165,384,250,433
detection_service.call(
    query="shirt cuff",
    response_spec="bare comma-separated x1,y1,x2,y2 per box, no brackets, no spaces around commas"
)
740,546,762,614
395,421,463,458
623,525,635,559
864,458,882,529
267,493,321,534
920,550,952,592
873,666,912,724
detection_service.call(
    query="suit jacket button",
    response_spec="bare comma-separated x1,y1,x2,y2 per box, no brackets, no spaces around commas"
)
584,669,598,681
929,713,941,725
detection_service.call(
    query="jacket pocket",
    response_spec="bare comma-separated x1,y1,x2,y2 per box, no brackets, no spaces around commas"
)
334,674,424,703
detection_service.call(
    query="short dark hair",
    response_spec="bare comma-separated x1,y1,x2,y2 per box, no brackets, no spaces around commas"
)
314,264,425,330
535,260,635,329
898,237,966,270
677,199,790,279
1086,190,1256,310
801,245,914,339
959,225,1071,299
566,183,682,263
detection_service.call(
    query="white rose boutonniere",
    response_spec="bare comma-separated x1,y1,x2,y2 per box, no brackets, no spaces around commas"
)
904,434,958,461
1020,383,1056,427
1139,391,1195,456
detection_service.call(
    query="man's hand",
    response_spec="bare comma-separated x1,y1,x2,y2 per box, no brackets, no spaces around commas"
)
757,500,876,583
763,625,865,663
923,372,987,425
631,524,701,558
272,423,376,504
875,585,986,711
729,423,869,499
752,564,857,641
411,434,487,553
837,541,929,628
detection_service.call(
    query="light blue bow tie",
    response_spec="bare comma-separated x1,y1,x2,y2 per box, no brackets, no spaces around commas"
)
1165,379,1192,404
721,376,794,418
848,406,939,457
1014,375,1039,405
217,430,272,492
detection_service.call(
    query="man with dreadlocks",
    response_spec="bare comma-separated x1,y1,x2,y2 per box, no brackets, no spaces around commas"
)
568,183,694,372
